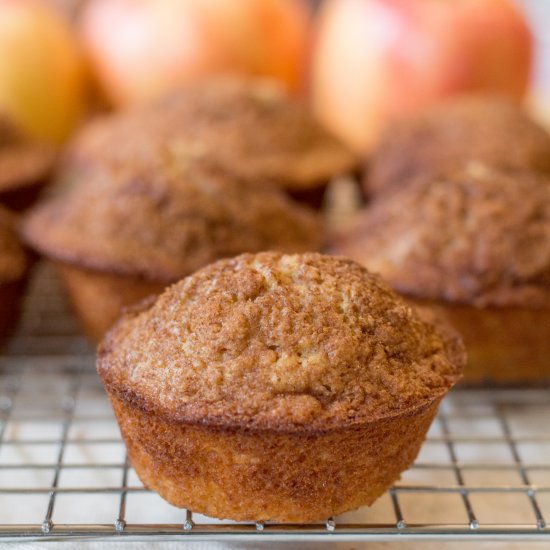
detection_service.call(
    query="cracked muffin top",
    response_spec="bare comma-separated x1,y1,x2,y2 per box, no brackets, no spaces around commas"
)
335,164,550,308
64,77,358,191
367,95,550,195
0,206,29,283
98,252,464,431
0,118,56,194
22,160,322,282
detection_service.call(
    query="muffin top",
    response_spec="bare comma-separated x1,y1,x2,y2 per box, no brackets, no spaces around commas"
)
22,160,322,282
64,77,358,191
0,118,56,194
0,206,29,283
98,252,464,431
368,95,550,195
335,164,550,308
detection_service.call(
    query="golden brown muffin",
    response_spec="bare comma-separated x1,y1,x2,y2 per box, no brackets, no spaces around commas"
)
334,163,550,384
367,95,550,196
63,77,358,208
97,252,464,522
0,206,31,344
22,161,322,342
0,118,56,211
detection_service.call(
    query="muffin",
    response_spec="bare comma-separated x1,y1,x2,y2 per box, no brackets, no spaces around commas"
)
22,160,322,342
0,118,56,211
334,163,550,384
367,95,550,196
97,252,464,522
0,206,31,344
62,77,358,208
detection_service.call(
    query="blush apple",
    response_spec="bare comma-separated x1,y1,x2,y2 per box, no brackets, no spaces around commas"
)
80,0,310,107
311,0,533,152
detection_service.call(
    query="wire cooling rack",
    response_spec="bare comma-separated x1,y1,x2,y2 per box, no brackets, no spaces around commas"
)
0,263,549,542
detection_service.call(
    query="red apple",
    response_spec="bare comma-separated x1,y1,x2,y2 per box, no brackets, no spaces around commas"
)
79,0,310,107
0,0,88,144
311,0,533,153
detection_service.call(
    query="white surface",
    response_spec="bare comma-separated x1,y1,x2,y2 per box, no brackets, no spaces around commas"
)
1,542,550,549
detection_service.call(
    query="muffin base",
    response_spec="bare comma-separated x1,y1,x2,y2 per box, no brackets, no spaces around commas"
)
0,280,27,347
412,300,550,385
286,183,328,210
107,392,441,523
55,263,166,343
0,182,46,212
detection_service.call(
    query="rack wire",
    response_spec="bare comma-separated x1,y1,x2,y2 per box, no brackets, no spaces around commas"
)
0,263,549,542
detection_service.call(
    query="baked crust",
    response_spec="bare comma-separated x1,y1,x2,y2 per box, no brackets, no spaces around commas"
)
333,164,550,308
22,162,322,283
64,77,358,193
98,252,463,431
97,253,464,521
367,95,550,195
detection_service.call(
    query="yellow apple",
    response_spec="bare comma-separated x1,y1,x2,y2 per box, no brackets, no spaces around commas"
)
0,0,88,144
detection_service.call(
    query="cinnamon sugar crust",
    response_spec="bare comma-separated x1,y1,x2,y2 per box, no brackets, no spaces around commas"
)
98,252,464,432
64,77,358,191
335,164,550,308
368,95,550,195
22,162,322,282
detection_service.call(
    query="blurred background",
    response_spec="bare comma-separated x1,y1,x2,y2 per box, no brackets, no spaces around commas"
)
518,0,550,120
1,0,549,150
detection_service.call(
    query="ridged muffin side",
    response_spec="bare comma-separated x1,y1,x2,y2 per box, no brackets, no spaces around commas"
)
98,252,464,521
0,206,31,343
0,119,56,210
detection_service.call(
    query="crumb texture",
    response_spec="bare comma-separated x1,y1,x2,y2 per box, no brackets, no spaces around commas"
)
22,162,322,281
368,95,550,194
0,206,28,282
98,252,463,430
65,77,357,190
337,164,550,307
